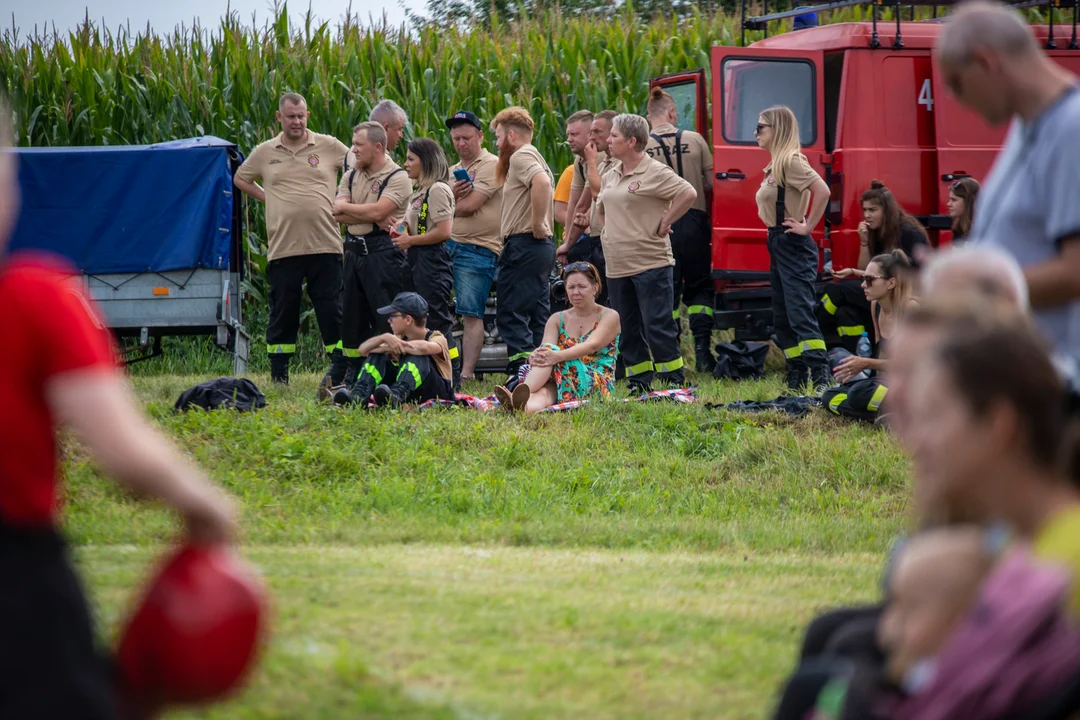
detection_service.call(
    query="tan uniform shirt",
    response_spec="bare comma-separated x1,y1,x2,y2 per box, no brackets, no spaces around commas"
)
235,131,349,261
598,156,694,279
404,182,456,236
449,150,503,255
426,330,453,380
644,123,712,214
755,153,821,228
500,144,554,240
335,158,412,237
588,154,618,237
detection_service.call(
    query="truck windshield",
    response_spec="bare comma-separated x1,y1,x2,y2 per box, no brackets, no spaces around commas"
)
722,58,815,145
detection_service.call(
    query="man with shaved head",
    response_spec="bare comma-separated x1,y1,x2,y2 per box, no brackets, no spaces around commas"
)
370,99,408,156
936,0,1080,373
234,92,351,389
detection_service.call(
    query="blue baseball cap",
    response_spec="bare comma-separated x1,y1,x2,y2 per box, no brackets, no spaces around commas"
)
378,291,429,318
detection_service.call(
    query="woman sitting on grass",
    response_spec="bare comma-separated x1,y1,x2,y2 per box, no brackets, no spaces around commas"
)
495,262,620,413
824,250,916,422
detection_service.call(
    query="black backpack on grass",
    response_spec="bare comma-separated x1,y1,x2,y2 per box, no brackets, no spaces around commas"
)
175,377,266,413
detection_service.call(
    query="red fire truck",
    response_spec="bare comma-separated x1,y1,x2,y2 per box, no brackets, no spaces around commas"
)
651,0,1080,340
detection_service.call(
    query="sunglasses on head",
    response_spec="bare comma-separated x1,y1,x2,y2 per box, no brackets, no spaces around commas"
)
563,261,593,275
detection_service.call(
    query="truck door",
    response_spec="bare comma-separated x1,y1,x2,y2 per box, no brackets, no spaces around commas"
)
649,69,708,135
929,63,1008,244
711,47,827,279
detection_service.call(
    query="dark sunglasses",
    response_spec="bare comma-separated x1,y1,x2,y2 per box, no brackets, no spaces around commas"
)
755,123,772,134
562,261,593,276
861,274,885,287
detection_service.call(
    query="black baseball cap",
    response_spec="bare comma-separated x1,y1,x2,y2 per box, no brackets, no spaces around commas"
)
445,111,483,132
378,292,429,319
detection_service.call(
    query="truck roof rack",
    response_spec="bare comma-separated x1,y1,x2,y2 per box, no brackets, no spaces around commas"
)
740,0,1078,51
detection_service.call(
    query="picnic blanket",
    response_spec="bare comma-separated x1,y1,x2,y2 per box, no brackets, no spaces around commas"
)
416,386,697,412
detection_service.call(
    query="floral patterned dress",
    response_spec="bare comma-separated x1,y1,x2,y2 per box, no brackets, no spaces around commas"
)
543,310,619,402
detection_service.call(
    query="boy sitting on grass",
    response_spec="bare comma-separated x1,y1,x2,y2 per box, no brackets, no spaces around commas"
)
333,292,454,408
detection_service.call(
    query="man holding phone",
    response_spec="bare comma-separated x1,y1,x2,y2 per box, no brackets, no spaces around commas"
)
446,111,503,382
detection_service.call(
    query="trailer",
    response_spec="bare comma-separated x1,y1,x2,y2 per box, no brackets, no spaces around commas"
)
10,136,250,373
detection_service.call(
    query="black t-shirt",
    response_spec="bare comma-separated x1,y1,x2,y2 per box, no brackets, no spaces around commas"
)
898,221,930,266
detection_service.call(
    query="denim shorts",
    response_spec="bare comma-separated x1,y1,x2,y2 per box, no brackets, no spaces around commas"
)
447,239,498,318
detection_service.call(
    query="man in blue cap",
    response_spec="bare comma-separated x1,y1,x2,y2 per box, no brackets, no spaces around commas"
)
333,291,454,407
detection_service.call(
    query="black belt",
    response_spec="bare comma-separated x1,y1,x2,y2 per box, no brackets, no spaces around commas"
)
344,232,395,256
505,232,549,242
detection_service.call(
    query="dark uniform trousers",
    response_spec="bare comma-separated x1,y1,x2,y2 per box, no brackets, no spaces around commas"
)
822,377,889,423
0,517,115,720
670,208,715,341
497,234,556,375
767,227,828,372
408,243,461,376
608,265,685,389
266,252,343,357
818,279,872,354
567,234,610,307
356,351,453,403
341,232,410,362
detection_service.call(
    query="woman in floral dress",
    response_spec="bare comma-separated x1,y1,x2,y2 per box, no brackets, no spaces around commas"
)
495,262,621,413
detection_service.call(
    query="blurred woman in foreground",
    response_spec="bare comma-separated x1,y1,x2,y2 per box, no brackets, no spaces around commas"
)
0,112,236,718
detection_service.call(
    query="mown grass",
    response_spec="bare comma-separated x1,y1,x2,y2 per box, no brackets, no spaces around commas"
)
63,371,908,718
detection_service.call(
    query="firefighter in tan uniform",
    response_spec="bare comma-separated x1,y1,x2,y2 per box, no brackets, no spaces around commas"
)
233,92,350,388
330,121,413,404
645,87,717,373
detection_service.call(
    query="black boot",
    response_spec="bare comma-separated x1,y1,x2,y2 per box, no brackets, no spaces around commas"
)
318,349,348,402
785,358,808,393
270,354,290,385
334,372,376,408
694,333,716,375
342,357,362,388
374,382,408,408
809,358,833,394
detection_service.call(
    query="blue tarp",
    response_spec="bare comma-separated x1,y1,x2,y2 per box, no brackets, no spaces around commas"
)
10,136,240,274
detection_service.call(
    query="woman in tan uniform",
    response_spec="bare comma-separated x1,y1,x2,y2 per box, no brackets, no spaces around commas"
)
755,106,832,391
390,138,457,382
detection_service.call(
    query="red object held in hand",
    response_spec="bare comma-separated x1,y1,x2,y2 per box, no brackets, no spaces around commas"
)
116,544,268,712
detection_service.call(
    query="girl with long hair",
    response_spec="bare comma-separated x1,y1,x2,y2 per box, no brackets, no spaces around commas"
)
754,105,832,391
391,137,458,381
947,177,980,244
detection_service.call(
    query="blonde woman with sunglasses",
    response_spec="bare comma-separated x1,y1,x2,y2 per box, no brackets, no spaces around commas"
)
495,262,620,412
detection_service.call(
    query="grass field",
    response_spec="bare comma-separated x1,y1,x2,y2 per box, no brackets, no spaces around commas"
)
67,371,910,719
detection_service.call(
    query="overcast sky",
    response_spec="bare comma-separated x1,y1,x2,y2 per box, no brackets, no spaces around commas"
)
6,0,428,38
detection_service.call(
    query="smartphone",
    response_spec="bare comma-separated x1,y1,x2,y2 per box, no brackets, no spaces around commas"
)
453,168,472,184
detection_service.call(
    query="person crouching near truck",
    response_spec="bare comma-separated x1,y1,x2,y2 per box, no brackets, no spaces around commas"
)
388,138,460,386
819,180,930,355
330,121,413,406
346,292,454,408
597,113,696,391
754,105,832,392
823,250,917,422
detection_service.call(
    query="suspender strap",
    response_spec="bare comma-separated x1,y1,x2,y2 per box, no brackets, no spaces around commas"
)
348,167,405,197
417,187,432,236
649,130,685,178
775,183,787,230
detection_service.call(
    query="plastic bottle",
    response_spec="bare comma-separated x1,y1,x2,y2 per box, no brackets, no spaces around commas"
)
856,332,873,359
